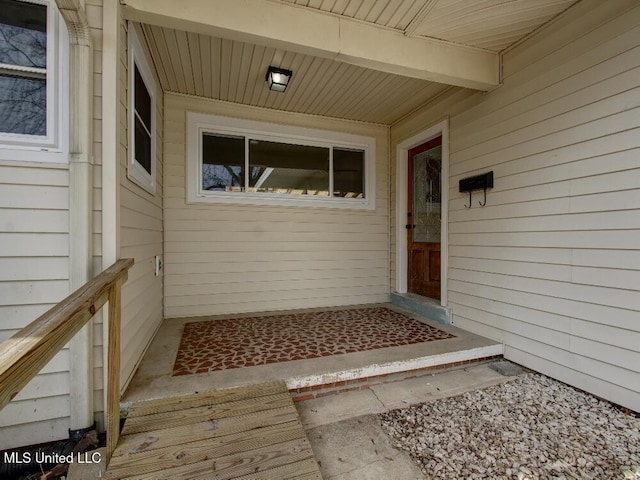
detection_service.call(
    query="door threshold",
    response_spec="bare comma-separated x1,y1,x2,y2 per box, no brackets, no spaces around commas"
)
391,292,451,324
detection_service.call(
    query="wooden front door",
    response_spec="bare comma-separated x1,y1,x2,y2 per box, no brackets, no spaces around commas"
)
407,136,442,299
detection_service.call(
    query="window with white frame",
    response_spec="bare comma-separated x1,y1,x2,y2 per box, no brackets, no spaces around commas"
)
127,22,156,194
0,0,67,161
187,113,376,210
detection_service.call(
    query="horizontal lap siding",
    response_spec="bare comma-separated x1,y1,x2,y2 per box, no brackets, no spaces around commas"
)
0,0,108,449
119,21,164,390
0,0,117,449
0,163,71,449
391,0,640,411
164,94,389,318
87,0,107,429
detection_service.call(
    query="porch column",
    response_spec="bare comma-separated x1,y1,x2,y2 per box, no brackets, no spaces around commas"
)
55,0,95,433
101,0,122,431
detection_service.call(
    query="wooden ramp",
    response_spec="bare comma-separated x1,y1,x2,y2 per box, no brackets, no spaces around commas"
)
105,381,322,479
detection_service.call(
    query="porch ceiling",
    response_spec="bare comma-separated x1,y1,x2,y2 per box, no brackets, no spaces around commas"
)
280,0,579,52
142,23,451,125
130,0,579,125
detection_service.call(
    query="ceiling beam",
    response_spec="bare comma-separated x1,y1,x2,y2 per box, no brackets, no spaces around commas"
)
120,0,500,91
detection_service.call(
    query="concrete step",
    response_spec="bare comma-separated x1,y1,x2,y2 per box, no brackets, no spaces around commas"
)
289,353,503,402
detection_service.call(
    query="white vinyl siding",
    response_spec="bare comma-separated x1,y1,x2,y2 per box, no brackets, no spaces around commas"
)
164,94,389,318
0,0,109,451
0,162,70,449
391,0,640,411
119,21,164,390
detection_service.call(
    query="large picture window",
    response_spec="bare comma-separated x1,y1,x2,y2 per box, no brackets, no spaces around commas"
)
0,0,67,161
188,113,375,210
127,22,156,193
248,140,330,195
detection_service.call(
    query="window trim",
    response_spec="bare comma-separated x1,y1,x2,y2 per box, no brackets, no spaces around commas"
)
187,112,376,210
0,0,69,163
127,22,156,194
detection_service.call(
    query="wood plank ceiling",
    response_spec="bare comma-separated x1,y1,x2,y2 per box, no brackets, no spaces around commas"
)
141,0,578,125
278,0,578,51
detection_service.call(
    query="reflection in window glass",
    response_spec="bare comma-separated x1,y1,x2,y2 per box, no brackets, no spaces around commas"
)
333,148,364,198
134,67,151,130
0,0,47,136
134,114,151,173
0,76,46,135
248,139,329,195
0,0,47,68
133,66,152,173
202,133,245,191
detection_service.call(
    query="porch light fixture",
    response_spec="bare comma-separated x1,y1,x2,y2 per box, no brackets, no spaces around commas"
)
266,66,292,92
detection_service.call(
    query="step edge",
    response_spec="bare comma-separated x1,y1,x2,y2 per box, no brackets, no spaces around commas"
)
286,343,504,390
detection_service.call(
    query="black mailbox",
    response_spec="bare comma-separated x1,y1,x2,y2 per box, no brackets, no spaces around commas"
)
459,171,493,207
459,171,493,193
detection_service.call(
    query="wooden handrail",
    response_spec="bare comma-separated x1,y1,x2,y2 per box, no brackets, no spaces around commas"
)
0,257,134,462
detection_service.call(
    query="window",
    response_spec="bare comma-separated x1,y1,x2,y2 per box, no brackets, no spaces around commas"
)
188,113,375,210
202,133,244,192
333,147,365,198
0,0,67,161
248,140,330,195
127,22,156,193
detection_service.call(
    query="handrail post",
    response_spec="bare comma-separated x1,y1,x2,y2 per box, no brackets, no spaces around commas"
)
106,279,122,463
0,258,132,466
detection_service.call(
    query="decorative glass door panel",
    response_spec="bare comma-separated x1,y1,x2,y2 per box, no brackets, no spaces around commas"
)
412,146,442,243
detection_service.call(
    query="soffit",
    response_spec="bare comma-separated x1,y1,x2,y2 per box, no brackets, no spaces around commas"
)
278,0,578,52
138,0,580,124
143,24,451,125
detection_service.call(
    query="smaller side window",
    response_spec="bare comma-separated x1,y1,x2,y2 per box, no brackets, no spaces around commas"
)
0,0,68,162
333,147,364,198
202,133,244,192
127,22,155,194
0,0,47,137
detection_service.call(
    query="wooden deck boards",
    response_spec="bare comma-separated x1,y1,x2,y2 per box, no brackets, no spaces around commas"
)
105,381,322,480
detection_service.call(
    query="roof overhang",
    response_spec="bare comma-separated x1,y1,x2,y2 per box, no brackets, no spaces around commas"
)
120,0,500,91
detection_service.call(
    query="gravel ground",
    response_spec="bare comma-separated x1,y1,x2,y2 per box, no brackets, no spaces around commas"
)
379,372,640,479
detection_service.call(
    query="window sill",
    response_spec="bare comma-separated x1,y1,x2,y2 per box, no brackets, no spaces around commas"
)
0,145,67,164
188,191,375,211
127,163,156,195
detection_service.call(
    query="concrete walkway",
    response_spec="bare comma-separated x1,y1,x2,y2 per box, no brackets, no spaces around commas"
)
69,363,516,479
297,363,518,479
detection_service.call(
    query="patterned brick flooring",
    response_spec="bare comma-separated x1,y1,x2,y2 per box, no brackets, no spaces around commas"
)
173,307,456,376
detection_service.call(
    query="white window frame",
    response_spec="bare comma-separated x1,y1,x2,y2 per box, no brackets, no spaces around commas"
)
187,112,376,210
127,22,156,194
0,0,69,163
